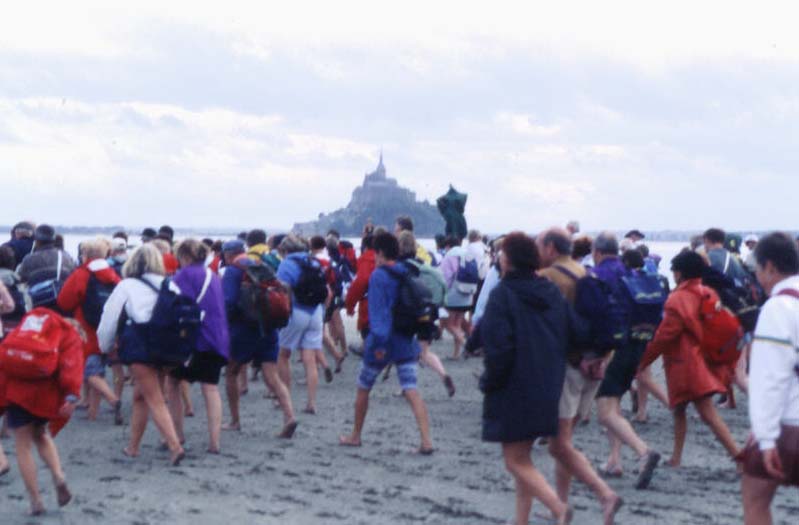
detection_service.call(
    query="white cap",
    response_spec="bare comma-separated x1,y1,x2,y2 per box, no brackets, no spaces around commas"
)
744,234,759,244
111,238,127,251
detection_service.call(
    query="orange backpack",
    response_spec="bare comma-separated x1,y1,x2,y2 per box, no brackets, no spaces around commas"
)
0,308,63,379
696,286,744,364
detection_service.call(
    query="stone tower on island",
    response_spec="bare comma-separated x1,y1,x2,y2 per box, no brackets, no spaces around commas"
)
293,155,444,237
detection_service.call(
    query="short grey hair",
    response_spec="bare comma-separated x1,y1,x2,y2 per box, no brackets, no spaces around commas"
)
594,231,619,256
541,228,572,256
279,234,308,254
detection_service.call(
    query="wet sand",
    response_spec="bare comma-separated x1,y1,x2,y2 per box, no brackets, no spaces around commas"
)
2,319,798,524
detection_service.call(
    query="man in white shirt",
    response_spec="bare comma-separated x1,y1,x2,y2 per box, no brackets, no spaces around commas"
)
741,232,799,525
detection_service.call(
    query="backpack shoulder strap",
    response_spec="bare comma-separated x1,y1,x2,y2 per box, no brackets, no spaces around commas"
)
136,276,160,294
56,250,63,282
723,251,731,275
197,269,213,304
553,265,580,282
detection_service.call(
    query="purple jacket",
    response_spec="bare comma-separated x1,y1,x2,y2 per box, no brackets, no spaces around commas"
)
173,263,230,359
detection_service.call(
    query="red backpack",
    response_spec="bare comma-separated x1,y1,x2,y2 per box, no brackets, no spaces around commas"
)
696,286,744,364
0,308,64,379
236,263,292,330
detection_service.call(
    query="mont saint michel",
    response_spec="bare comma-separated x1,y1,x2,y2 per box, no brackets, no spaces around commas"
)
293,156,445,237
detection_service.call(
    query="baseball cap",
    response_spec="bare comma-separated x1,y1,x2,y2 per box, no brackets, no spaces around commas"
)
222,239,245,253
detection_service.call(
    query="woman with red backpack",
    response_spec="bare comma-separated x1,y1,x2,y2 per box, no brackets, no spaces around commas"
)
57,239,123,424
638,250,741,467
0,308,84,515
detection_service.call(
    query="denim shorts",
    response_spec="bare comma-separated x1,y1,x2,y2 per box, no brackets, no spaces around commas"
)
84,354,106,379
279,305,323,351
358,360,418,391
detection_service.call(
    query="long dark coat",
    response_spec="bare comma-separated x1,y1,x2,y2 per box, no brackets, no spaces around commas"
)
480,272,569,442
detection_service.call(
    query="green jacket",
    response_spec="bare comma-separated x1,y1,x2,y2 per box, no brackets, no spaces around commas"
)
406,258,447,307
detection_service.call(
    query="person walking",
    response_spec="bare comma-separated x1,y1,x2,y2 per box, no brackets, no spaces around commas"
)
480,232,573,525
740,232,799,524
96,245,185,465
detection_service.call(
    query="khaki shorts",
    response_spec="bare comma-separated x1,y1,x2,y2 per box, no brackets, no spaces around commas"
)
559,364,601,420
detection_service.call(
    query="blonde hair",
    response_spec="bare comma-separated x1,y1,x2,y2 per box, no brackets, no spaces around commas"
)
80,239,109,261
398,231,417,258
122,244,165,278
175,238,209,265
152,239,172,255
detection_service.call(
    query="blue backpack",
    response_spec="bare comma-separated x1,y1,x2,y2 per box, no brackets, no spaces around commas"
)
132,278,202,366
82,274,116,328
560,266,628,355
620,271,667,341
455,254,480,294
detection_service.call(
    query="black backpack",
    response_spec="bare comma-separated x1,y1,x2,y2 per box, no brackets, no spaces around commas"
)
135,277,202,366
292,256,328,307
385,263,433,338
559,266,628,355
83,273,116,328
702,266,761,333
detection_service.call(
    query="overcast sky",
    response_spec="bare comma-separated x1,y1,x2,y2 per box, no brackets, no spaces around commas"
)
1,1,797,233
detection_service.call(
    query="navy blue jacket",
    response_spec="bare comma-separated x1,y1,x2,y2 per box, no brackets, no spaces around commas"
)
480,273,569,442
364,262,420,367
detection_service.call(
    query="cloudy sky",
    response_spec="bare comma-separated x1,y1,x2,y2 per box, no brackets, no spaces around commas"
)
1,1,797,233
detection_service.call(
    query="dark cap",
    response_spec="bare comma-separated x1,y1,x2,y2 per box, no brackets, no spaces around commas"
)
34,224,56,243
222,239,245,254
158,225,174,241
624,229,645,240
141,227,157,239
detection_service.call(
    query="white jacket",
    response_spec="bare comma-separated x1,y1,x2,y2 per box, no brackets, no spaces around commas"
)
749,275,799,450
96,273,181,354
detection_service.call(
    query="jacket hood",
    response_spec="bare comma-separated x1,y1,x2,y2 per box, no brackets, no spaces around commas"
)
502,273,560,311
85,258,120,284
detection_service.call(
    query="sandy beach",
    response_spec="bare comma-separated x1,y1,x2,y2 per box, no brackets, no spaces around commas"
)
2,318,798,524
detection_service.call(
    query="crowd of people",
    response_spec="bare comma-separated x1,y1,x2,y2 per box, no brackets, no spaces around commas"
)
0,218,798,525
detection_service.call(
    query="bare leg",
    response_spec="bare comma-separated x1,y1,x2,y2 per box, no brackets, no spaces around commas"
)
201,383,222,452
111,363,126,399
87,385,101,420
224,361,243,430
502,441,570,524
741,473,779,525
87,375,119,408
635,366,668,421
30,425,67,491
693,396,740,458
403,389,433,450
166,376,185,443
131,364,183,461
444,311,465,359
127,382,149,455
549,417,620,523
301,349,320,412
419,343,447,379
12,425,44,514
669,404,687,467
278,349,292,391
0,440,9,473
597,397,649,457
261,362,295,425
238,367,248,395
340,388,369,445
330,309,348,356
181,381,194,416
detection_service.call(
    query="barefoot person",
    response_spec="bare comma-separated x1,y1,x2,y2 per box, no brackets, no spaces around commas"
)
480,232,573,525
276,235,328,415
57,239,124,424
639,250,740,467
220,240,297,437
167,239,231,453
740,232,799,525
536,227,623,524
96,245,185,465
440,235,475,359
0,308,84,515
340,231,433,453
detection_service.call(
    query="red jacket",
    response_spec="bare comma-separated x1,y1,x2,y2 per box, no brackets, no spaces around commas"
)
0,310,84,436
57,258,121,358
344,249,376,332
639,278,725,407
163,253,179,275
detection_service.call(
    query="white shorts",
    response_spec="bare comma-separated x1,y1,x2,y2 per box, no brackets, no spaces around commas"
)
558,364,601,420
278,305,324,351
